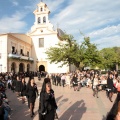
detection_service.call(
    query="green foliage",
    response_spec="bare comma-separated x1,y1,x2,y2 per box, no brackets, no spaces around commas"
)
46,32,120,70
82,37,101,67
100,47,120,70
46,33,101,69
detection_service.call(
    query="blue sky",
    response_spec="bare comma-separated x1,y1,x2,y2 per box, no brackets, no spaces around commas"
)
0,0,120,49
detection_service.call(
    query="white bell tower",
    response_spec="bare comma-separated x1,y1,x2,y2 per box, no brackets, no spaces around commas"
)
29,1,55,33
34,1,50,25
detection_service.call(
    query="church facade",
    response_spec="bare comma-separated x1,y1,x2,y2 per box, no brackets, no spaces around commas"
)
0,1,74,73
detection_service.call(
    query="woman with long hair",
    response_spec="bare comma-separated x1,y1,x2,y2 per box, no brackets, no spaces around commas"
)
26,78,38,117
106,93,120,120
39,78,58,120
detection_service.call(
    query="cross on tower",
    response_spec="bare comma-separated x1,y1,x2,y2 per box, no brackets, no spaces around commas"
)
41,0,43,2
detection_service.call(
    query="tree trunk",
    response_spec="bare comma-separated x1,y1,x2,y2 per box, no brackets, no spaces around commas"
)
116,63,118,71
69,63,71,72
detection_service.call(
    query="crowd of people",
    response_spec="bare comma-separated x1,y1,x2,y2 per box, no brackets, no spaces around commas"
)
0,71,58,120
0,72,40,119
50,70,119,101
0,70,120,120
0,74,12,120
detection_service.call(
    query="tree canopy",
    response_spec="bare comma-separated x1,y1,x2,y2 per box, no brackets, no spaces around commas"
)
100,47,120,70
46,33,101,69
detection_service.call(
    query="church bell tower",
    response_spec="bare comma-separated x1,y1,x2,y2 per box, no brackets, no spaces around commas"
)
29,1,55,34
34,1,50,25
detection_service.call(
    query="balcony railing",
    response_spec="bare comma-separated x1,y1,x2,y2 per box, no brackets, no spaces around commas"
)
8,53,34,62
8,53,20,59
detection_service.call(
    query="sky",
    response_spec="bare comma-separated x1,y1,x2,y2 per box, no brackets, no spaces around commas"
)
0,0,120,49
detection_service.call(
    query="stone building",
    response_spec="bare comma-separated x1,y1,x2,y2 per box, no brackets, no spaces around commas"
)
0,1,74,73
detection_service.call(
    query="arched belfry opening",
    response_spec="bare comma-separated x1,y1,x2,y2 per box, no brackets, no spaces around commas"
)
43,16,46,23
39,65,45,72
38,17,41,24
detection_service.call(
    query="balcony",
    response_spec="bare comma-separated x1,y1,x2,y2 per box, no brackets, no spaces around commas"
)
8,53,20,59
8,53,34,62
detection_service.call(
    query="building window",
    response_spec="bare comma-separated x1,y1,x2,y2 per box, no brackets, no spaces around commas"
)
43,16,46,23
0,53,1,59
41,7,43,11
39,38,44,47
12,46,15,54
27,51,29,57
38,17,41,24
20,49,24,56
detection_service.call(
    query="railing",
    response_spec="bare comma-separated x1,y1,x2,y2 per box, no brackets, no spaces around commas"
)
8,53,34,62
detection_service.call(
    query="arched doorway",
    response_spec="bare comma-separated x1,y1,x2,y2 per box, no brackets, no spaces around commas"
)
27,64,30,72
11,62,16,73
39,65,45,72
19,63,25,72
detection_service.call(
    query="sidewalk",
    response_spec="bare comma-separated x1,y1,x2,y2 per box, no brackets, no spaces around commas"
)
6,77,116,120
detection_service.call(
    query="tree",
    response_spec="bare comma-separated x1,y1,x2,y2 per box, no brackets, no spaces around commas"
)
82,37,101,68
100,48,118,70
113,47,120,70
46,34,80,68
46,33,101,70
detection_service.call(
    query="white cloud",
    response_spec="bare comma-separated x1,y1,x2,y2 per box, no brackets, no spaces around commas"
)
94,35,120,50
24,0,66,13
44,0,66,12
9,0,19,6
0,11,27,33
12,1,19,6
1,0,120,49
47,0,120,49
88,24,120,39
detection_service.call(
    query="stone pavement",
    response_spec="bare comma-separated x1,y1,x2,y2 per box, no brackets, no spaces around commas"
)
6,77,116,120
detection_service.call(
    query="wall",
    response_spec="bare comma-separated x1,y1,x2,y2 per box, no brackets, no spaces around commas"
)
0,35,8,72
7,35,32,72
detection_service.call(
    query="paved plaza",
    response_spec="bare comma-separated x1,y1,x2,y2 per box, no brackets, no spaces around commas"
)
6,77,116,120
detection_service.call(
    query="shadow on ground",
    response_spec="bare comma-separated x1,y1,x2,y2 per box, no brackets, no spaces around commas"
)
56,95,63,103
60,100,86,120
6,89,34,120
102,115,106,120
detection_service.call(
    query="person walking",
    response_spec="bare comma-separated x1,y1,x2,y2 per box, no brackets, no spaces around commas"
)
11,75,16,93
107,72,114,102
72,74,79,91
7,77,12,90
20,77,26,104
39,78,58,120
15,76,21,97
92,74,99,98
61,74,66,87
66,73,71,89
26,78,38,117
56,74,61,86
